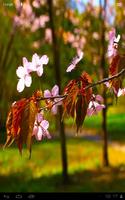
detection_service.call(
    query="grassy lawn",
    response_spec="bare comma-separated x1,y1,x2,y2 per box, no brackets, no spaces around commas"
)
0,138,125,192
65,98,125,142
0,97,124,192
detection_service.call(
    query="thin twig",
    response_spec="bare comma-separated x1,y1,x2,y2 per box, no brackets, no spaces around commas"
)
39,98,63,112
37,95,67,101
37,69,125,102
85,68,125,90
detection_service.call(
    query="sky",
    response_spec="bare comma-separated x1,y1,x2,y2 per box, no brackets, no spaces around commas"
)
71,0,115,13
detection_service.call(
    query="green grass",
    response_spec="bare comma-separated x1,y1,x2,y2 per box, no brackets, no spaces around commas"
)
0,98,125,192
0,138,125,192
65,106,125,142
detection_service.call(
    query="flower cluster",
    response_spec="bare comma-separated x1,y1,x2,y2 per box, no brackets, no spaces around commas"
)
32,113,51,141
107,28,120,58
14,1,49,31
32,84,62,141
87,95,105,116
44,85,62,115
16,53,49,92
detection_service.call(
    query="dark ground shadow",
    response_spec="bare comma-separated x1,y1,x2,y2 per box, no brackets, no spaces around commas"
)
0,166,125,192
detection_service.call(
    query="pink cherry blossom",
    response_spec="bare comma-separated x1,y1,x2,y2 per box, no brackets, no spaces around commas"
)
16,54,49,92
31,18,40,32
107,28,120,58
31,15,49,32
66,51,84,72
44,85,62,115
23,2,33,18
117,88,125,97
87,94,105,116
45,28,52,44
31,53,49,76
32,113,51,141
32,0,45,8
104,81,110,88
13,16,22,27
32,0,41,8
39,15,49,28
15,0,22,12
95,95,104,102
16,57,32,92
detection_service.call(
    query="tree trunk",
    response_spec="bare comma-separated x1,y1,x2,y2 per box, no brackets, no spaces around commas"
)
99,0,109,166
47,0,68,183
102,89,109,166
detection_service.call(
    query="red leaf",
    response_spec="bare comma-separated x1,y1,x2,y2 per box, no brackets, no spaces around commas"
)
16,99,38,157
4,98,28,149
109,55,120,76
109,54,125,96
76,95,88,132
63,72,92,132
75,72,92,132
63,80,79,118
4,94,38,157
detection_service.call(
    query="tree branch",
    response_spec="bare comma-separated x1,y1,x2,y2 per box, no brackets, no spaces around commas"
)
85,68,125,90
37,68,125,101
37,95,67,101
39,98,63,112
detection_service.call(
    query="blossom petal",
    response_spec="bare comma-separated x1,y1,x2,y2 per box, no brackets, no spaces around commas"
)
17,78,25,92
66,64,74,72
32,53,39,69
41,120,49,130
66,51,84,72
35,126,43,141
96,104,105,112
93,101,100,108
44,130,51,139
44,90,51,98
16,66,25,78
37,113,43,123
55,98,63,105
107,44,116,57
51,105,58,115
88,101,93,109
40,55,49,65
114,34,120,43
26,62,35,73
95,95,103,103
117,88,125,97
24,75,32,87
109,28,115,41
23,57,28,68
107,28,120,58
51,85,59,97
36,66,43,76
77,51,84,61
87,108,94,116
104,81,110,88
87,100,105,116
117,88,122,97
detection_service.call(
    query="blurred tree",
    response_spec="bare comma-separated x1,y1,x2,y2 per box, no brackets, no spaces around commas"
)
99,0,109,166
47,0,69,183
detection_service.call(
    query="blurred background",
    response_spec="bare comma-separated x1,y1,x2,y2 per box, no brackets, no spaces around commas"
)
0,0,125,192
